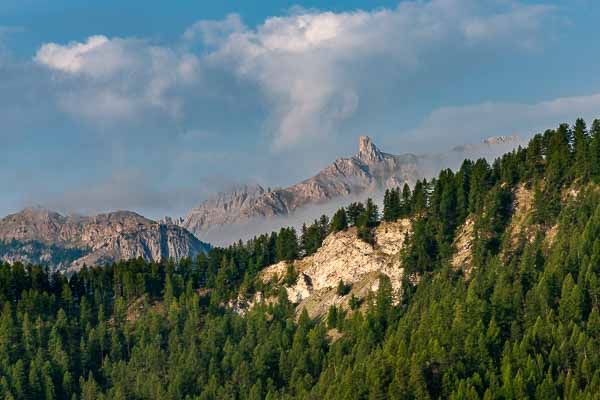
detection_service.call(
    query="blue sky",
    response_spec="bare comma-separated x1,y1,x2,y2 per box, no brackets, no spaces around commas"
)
1,0,600,219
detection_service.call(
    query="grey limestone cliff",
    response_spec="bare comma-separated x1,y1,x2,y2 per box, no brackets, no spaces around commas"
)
0,207,209,271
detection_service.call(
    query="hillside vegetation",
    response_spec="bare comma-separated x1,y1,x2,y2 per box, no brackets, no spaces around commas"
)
1,119,600,399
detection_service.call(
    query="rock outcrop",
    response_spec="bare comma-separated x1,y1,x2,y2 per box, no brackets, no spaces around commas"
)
182,135,524,245
0,207,209,271
451,217,475,276
260,219,411,318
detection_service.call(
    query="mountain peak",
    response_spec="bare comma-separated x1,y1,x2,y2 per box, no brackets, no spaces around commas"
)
452,134,524,153
12,207,65,223
357,136,383,162
482,134,522,145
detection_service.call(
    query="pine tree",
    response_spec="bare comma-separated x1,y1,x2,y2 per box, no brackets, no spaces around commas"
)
526,134,545,179
0,303,16,370
285,263,298,286
468,159,491,214
545,124,572,186
400,183,412,217
573,118,590,179
347,202,365,226
336,279,350,296
383,188,401,221
327,306,338,329
412,180,427,214
455,161,472,222
330,208,348,232
590,119,600,178
349,294,361,311
361,198,379,228
276,227,299,261
559,274,583,323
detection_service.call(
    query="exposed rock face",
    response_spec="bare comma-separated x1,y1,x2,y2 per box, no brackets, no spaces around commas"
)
182,184,276,241
452,183,536,276
260,219,411,318
506,184,536,249
182,135,524,245
451,217,475,276
183,137,422,244
0,208,209,271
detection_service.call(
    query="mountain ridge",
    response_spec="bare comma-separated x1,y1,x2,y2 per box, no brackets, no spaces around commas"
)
181,134,524,245
0,208,209,271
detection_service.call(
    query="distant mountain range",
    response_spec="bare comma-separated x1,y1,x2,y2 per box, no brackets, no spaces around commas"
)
180,134,525,245
0,208,209,271
0,134,524,268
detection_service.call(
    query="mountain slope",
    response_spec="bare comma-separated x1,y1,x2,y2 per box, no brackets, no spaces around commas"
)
1,120,599,399
0,207,209,271
259,219,411,318
183,135,523,245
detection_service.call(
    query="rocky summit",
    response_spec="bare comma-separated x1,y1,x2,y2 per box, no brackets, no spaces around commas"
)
0,207,209,271
181,135,524,245
181,136,423,244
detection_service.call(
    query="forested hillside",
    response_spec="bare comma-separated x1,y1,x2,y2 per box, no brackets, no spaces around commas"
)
1,119,600,399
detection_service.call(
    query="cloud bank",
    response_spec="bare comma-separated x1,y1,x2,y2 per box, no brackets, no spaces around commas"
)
34,0,554,150
407,92,600,148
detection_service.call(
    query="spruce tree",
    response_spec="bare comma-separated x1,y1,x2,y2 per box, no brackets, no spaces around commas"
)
347,202,365,226
400,183,412,217
573,118,590,179
330,208,348,232
590,119,600,178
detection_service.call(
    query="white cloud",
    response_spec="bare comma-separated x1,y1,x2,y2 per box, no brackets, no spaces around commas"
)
35,35,110,74
32,0,555,150
183,14,244,46
198,0,555,150
35,36,202,121
405,92,600,149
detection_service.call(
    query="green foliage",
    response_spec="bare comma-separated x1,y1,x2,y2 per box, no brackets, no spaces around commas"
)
357,226,374,245
275,227,299,262
383,185,413,221
590,119,600,178
301,217,329,257
356,198,379,244
348,294,362,310
573,118,590,180
412,180,428,214
403,217,438,275
336,279,351,296
346,202,365,226
383,188,401,221
284,263,298,286
0,118,599,399
329,208,348,233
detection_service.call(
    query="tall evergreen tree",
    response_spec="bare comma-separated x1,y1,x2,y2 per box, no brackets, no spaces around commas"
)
346,202,365,226
330,208,348,233
573,118,590,179
400,183,412,217
590,119,600,178
383,187,401,221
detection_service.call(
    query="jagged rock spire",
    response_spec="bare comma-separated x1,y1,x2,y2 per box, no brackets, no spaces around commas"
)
357,136,383,162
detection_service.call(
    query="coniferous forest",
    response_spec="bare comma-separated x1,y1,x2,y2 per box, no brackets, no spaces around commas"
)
2,119,600,399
